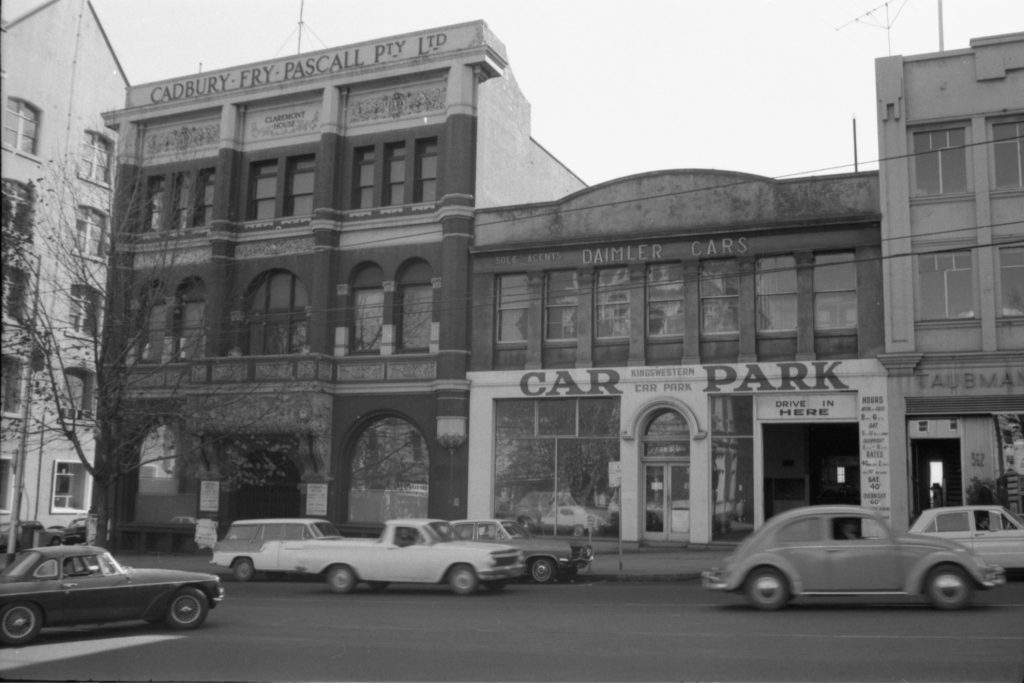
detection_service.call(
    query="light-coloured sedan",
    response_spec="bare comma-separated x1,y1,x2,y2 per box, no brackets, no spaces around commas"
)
701,505,1004,610
908,505,1024,569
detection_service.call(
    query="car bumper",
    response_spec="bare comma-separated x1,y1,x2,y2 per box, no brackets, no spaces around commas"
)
478,563,525,581
701,568,732,591
979,565,1006,589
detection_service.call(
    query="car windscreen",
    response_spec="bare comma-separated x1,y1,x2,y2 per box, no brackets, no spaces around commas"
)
500,521,531,538
225,524,261,541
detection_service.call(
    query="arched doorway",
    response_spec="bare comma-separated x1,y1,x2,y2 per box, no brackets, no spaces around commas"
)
641,409,691,542
233,450,302,520
348,416,429,523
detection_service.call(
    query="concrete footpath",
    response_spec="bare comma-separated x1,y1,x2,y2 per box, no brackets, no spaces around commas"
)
115,544,734,583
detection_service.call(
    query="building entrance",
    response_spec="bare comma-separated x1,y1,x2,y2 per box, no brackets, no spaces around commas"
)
231,451,301,520
762,423,860,519
911,439,962,518
641,462,690,542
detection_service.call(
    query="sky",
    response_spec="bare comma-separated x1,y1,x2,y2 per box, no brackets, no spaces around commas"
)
71,0,1024,186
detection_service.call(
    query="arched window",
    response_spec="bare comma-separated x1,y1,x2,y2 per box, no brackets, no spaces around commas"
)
175,278,206,359
397,260,432,351
643,409,690,459
349,416,429,522
247,270,308,354
351,264,383,353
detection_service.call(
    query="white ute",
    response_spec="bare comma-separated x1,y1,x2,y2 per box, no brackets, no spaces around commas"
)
289,518,525,595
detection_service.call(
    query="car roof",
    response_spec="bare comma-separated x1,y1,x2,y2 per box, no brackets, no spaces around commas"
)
17,545,109,558
228,518,331,525
916,505,1010,516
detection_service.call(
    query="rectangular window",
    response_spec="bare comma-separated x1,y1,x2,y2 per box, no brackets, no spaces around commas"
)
399,284,432,350
919,250,975,319
146,175,167,231
757,256,797,331
999,246,1024,317
415,138,438,202
81,131,111,183
75,207,106,256
171,173,193,230
994,122,1024,189
4,266,30,322
545,271,578,340
285,155,316,216
647,263,684,337
493,397,620,538
384,143,406,206
497,274,529,343
354,146,375,208
69,285,99,336
914,128,967,195
63,369,94,413
194,168,216,227
2,356,22,414
700,260,739,334
814,252,858,330
52,461,88,511
4,98,39,154
353,289,383,352
0,458,10,510
596,267,630,339
250,160,278,220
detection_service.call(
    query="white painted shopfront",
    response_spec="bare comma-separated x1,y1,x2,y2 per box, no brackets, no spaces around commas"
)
467,359,889,545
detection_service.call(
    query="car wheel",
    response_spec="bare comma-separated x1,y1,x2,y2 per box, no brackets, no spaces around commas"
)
447,564,479,595
232,558,255,582
164,588,209,630
326,565,357,594
530,557,557,584
744,567,790,611
1,602,42,647
571,525,585,537
367,581,389,592
925,565,974,610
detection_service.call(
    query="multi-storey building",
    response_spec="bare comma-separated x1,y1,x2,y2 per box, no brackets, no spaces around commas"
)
101,22,583,549
1,0,125,539
467,170,885,544
876,32,1024,527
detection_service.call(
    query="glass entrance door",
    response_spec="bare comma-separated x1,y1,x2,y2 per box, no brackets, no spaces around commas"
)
642,463,690,541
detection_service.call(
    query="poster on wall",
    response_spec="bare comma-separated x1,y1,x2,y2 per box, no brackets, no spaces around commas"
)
306,483,328,517
199,480,220,513
859,394,890,517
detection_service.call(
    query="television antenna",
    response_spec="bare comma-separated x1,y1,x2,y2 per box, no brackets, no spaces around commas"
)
835,0,912,56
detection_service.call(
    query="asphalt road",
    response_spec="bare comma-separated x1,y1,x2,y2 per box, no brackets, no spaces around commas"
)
3,577,1023,682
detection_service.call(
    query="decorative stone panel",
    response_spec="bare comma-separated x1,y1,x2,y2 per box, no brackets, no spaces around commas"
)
387,361,436,380
337,363,385,381
235,236,315,259
347,87,446,123
255,361,295,380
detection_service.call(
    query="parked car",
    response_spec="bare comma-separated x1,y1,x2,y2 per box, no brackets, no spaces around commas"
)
452,518,592,583
701,505,1004,611
908,505,1024,569
0,521,63,553
288,519,525,595
210,518,343,581
59,517,89,545
0,545,224,646
511,492,608,536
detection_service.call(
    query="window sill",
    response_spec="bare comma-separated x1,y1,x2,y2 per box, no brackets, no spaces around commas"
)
915,318,980,329
1,143,43,164
909,191,974,205
76,174,112,191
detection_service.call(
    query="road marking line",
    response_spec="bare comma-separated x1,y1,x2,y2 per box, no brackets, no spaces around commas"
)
0,634,183,671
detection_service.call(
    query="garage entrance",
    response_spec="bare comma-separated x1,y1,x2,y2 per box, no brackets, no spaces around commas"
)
762,423,860,519
910,438,962,518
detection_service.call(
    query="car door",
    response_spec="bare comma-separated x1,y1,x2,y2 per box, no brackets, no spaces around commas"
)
23,558,72,624
256,523,287,570
61,553,138,622
391,527,454,582
771,515,830,591
927,510,972,547
822,515,901,591
971,509,1024,568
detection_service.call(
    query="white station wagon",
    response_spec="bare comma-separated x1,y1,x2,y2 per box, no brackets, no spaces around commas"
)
211,518,342,581
908,505,1024,569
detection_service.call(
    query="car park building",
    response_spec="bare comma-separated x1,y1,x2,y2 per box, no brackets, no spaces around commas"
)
875,32,1024,524
467,170,888,544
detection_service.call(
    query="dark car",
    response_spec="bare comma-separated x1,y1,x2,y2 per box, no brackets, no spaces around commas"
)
0,545,224,646
0,522,63,553
59,517,89,545
701,505,1004,611
452,518,592,583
